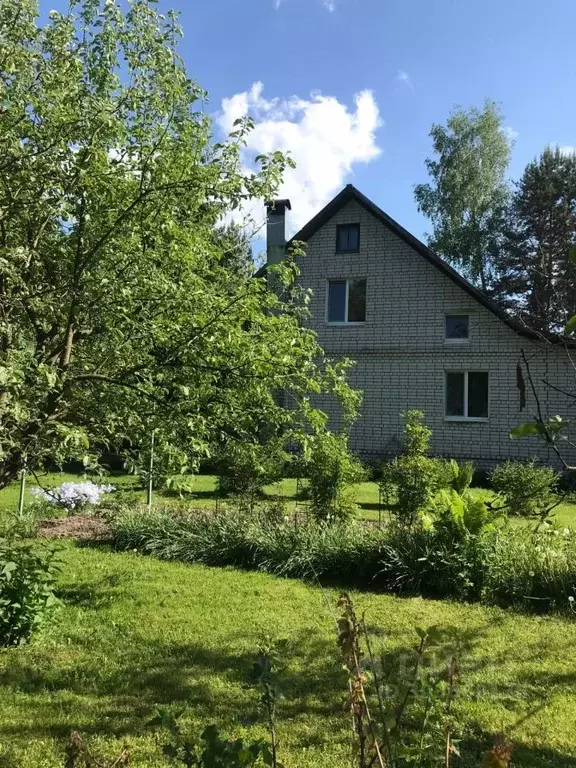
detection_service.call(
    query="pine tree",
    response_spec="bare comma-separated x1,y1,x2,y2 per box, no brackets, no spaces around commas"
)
494,147,576,333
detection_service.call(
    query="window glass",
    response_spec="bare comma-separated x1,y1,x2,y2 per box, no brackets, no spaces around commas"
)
445,315,469,340
336,224,360,253
468,372,489,418
328,280,346,322
446,372,465,416
347,279,366,322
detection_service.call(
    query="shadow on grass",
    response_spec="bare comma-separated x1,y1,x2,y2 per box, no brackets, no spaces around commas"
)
0,627,343,743
0,619,574,768
54,572,135,609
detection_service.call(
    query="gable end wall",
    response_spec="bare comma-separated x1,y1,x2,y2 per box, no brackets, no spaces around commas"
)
296,200,576,468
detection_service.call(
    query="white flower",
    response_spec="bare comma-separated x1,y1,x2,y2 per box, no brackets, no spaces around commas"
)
32,481,115,511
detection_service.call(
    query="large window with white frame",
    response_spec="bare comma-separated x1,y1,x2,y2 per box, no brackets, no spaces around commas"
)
327,279,366,323
445,371,488,420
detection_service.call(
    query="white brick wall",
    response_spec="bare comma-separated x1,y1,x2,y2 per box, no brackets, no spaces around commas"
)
295,199,576,468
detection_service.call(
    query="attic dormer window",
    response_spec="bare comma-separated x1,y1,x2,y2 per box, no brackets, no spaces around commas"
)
336,223,360,253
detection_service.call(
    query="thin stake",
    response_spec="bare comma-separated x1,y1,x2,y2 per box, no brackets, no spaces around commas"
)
17,469,26,517
147,429,155,508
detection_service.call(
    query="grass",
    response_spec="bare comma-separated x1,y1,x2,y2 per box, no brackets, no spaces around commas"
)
2,472,575,528
0,543,575,766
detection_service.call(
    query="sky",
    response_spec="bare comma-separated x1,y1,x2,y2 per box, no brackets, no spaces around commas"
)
39,0,576,241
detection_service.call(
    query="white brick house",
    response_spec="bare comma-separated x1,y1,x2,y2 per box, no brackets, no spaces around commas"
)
265,185,576,468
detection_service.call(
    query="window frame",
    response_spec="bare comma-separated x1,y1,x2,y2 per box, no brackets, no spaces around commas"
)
444,370,489,422
444,313,470,343
326,278,366,325
335,223,360,254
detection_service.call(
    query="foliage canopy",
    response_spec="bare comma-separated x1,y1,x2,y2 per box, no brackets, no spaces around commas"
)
0,0,358,488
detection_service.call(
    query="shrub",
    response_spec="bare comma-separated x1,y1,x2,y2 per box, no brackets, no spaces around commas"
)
380,455,451,525
489,460,559,517
377,523,487,600
0,507,42,538
380,412,476,525
431,489,500,538
401,409,432,456
0,539,59,646
31,481,115,515
306,432,366,522
216,440,286,505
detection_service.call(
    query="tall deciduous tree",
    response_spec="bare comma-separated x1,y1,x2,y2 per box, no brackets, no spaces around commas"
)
493,147,576,333
0,0,358,489
414,100,511,291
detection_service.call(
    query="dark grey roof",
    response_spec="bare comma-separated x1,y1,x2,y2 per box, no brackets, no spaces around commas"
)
260,183,566,344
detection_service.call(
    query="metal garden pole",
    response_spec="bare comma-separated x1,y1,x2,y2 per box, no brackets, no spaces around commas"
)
147,429,155,508
17,468,27,517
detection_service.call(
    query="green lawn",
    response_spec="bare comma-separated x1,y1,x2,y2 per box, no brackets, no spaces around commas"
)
0,543,575,766
2,472,575,528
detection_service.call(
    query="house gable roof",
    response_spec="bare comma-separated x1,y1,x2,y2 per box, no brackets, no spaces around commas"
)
287,183,553,343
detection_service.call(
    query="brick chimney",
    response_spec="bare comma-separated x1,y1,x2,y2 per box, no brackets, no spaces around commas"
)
265,198,291,267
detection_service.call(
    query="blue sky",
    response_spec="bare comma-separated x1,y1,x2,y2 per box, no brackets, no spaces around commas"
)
40,0,576,239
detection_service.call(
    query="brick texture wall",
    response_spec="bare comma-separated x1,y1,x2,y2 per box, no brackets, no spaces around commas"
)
295,199,576,468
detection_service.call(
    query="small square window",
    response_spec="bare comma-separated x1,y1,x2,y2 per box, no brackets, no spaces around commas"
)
445,314,469,341
445,371,488,420
336,224,360,253
328,279,366,323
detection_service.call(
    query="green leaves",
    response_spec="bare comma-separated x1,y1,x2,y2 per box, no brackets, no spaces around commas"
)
509,423,541,439
565,314,576,335
0,0,358,488
510,415,570,440
0,540,59,646
414,100,511,288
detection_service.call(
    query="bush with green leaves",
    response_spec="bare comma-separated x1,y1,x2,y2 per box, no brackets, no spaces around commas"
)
401,409,432,456
0,539,59,646
430,489,501,538
380,455,450,525
216,440,287,507
380,413,476,525
306,432,366,522
162,474,197,497
489,460,559,517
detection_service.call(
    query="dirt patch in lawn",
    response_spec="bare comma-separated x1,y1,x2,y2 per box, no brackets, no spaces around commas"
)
38,514,110,541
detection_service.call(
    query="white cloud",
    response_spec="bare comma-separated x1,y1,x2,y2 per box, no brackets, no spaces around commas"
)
274,0,336,10
396,70,413,88
217,82,382,233
559,145,576,156
502,126,519,143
